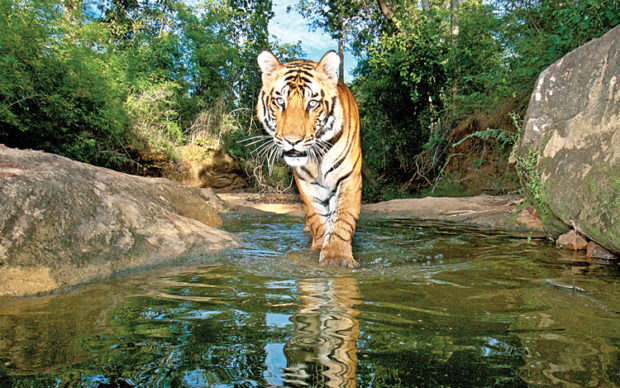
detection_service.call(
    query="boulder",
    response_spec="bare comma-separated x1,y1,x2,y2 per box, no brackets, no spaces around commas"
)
513,25,620,254
556,230,588,250
0,145,238,296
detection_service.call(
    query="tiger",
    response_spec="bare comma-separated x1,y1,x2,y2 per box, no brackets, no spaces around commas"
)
255,50,362,268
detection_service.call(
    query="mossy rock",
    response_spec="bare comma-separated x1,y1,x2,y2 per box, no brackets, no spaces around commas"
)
514,26,620,253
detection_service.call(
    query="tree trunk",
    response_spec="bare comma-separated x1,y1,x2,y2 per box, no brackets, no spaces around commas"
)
338,36,344,81
338,9,344,81
421,0,429,12
376,0,394,21
450,0,460,99
62,0,77,24
62,0,80,44
450,0,460,41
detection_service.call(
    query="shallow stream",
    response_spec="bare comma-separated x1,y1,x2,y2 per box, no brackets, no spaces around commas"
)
1,214,619,387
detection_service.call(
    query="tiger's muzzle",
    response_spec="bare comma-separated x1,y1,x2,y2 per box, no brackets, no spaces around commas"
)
277,135,311,166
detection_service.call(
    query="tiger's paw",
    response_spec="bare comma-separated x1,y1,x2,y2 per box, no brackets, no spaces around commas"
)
319,243,358,268
319,253,359,268
311,237,324,251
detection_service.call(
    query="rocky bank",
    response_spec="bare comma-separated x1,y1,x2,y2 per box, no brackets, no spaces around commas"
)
0,145,238,296
219,193,544,237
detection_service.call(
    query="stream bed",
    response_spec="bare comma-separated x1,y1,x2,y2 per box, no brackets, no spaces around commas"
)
1,214,619,387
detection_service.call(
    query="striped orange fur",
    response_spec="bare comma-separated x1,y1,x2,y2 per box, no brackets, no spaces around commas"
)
256,50,362,267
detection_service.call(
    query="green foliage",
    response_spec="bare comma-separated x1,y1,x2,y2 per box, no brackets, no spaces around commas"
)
446,1,510,114
452,128,517,149
515,150,546,219
0,0,131,167
501,0,620,103
354,14,446,187
2,0,618,197
348,0,618,200
125,81,185,159
0,0,297,181
293,0,379,44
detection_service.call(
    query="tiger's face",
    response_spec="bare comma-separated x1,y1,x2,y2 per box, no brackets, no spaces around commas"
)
256,50,342,167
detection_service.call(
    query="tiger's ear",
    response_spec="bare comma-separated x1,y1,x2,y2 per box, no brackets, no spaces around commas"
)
316,51,340,85
257,50,282,82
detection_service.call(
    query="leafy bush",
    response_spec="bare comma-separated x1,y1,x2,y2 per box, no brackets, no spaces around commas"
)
353,14,447,199
502,0,620,104
0,0,130,167
125,81,185,159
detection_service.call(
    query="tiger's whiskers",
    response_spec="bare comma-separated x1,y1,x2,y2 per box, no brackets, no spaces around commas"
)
239,135,331,175
238,136,282,175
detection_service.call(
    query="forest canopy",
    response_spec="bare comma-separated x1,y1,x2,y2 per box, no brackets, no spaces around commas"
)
1,0,618,199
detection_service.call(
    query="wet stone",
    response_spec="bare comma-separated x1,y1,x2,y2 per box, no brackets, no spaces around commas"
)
557,230,588,250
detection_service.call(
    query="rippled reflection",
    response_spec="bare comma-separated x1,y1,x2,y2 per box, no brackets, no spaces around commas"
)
284,277,361,387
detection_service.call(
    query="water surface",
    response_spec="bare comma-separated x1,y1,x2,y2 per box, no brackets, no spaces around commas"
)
1,214,618,387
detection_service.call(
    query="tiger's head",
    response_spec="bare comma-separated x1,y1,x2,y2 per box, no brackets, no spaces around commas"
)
256,50,342,167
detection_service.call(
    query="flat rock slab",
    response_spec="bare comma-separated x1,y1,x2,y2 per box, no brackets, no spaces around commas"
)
0,145,238,296
219,193,544,237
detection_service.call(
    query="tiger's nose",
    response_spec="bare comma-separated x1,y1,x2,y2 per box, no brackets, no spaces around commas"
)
284,135,303,146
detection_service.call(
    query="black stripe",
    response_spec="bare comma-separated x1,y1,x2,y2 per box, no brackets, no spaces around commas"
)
307,212,319,220
262,92,271,122
331,233,351,242
328,126,343,145
325,156,345,178
315,98,336,138
313,197,330,209
300,166,313,178
330,98,356,169
287,69,313,78
327,130,353,177
286,62,315,70
328,97,336,117
334,170,352,191
342,210,360,223
289,76,312,85
341,218,356,231
333,153,361,192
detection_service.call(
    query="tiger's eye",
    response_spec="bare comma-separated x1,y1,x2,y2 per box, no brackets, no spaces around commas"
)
308,100,319,109
275,97,285,106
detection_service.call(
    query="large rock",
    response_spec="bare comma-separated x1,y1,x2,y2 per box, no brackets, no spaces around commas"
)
0,145,237,296
513,26,619,254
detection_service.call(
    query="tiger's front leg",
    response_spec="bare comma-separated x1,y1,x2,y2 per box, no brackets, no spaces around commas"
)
294,173,327,251
319,171,362,268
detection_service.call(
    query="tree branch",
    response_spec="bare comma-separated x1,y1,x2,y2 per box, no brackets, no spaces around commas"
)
376,0,394,21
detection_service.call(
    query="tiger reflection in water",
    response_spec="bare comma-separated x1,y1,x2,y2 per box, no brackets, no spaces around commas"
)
284,277,361,387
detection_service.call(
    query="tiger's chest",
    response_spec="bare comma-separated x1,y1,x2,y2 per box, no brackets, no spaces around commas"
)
294,159,342,212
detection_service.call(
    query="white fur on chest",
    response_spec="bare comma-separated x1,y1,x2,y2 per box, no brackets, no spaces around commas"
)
295,152,342,216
